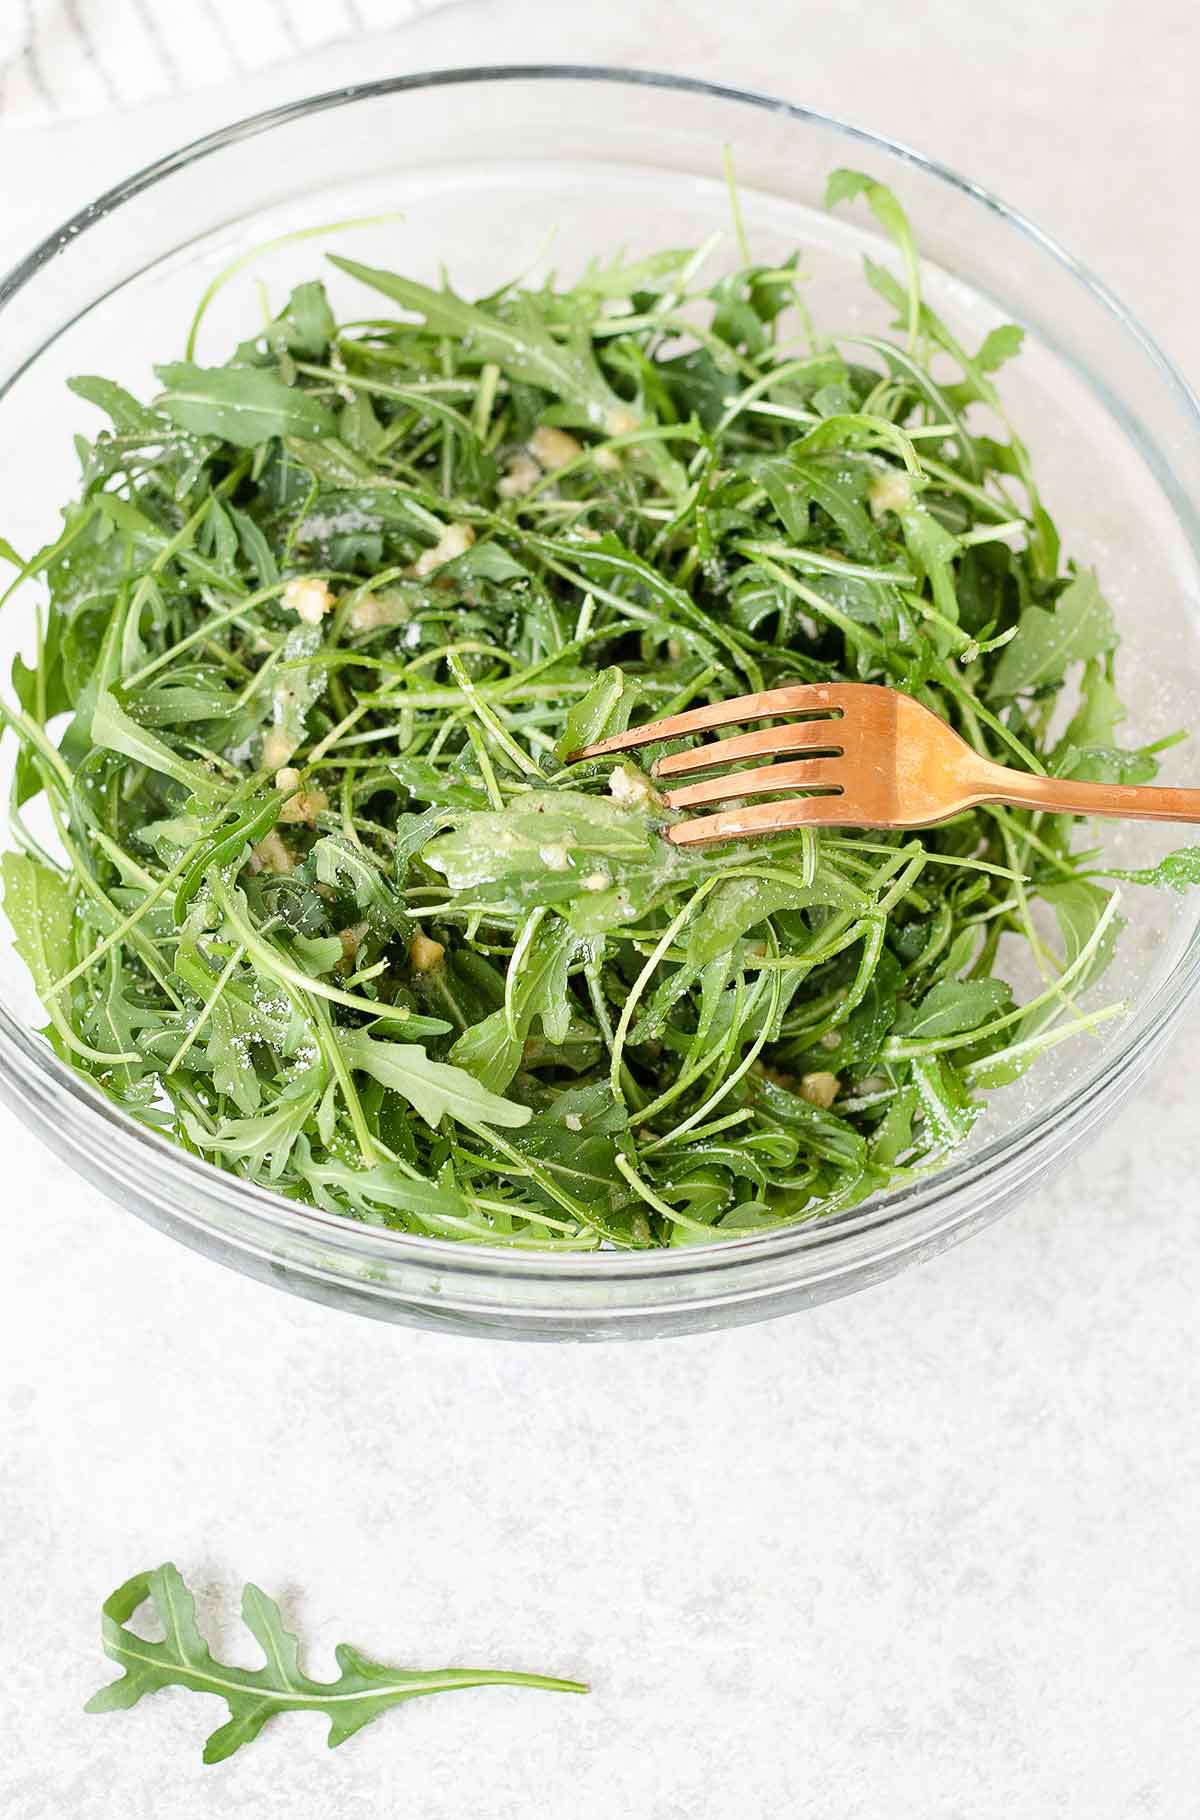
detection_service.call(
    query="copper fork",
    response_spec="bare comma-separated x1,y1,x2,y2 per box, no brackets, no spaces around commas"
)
571,682,1200,847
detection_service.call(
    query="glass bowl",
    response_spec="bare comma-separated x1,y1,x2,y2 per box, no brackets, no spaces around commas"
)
2,68,1198,1341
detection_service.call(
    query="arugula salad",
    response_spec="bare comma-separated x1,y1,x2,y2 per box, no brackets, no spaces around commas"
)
1,170,1191,1250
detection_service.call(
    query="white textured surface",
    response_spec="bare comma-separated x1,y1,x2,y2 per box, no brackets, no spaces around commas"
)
3,5,1200,1815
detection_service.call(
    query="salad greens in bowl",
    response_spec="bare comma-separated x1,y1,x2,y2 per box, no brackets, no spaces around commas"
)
1,70,1198,1339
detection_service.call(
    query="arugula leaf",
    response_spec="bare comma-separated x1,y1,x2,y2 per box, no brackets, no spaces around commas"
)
423,791,685,930
92,687,226,803
69,374,174,436
910,1055,981,1148
556,665,642,760
274,281,337,358
1052,743,1158,787
1,852,73,1003
895,977,1012,1041
751,1073,867,1171
339,1029,531,1131
574,246,696,297
762,451,882,557
1026,878,1123,1031
509,1083,631,1216
1105,846,1200,892
989,571,1116,699
154,362,337,447
975,324,1025,373
687,872,857,967
290,1145,482,1233
826,169,921,345
1060,660,1125,748
870,1089,917,1167
86,1564,585,1765
451,915,582,1092
187,1081,321,1178
329,258,618,417
310,833,406,934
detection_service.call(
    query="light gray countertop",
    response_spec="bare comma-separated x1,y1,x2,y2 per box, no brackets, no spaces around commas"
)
3,5,1199,1815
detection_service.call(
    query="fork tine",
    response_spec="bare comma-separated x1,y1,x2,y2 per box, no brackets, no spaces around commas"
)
654,719,845,779
665,796,847,847
569,682,845,761
662,758,845,810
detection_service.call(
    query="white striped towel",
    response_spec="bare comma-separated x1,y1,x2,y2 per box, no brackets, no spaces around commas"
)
0,0,465,124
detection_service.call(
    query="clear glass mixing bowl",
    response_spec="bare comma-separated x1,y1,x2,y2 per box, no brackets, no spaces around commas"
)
2,68,1198,1340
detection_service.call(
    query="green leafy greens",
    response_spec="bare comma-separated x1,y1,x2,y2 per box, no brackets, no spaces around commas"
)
0,171,1188,1249
86,1563,585,1764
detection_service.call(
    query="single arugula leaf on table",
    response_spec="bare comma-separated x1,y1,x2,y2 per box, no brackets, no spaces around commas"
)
86,1564,586,1765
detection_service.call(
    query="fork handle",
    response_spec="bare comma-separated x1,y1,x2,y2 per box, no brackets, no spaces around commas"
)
976,762,1200,823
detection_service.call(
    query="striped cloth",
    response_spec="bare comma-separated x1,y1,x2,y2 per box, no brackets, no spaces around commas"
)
0,0,463,122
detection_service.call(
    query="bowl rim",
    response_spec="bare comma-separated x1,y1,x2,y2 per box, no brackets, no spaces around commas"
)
2,62,1199,1289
